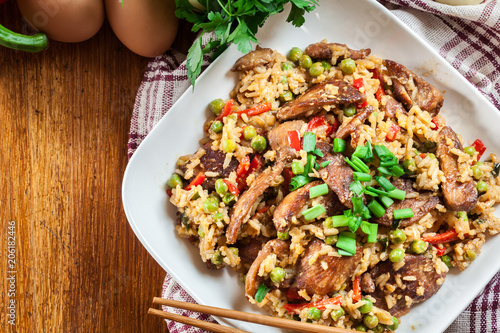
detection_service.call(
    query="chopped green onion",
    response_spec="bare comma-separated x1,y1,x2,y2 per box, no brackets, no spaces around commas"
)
310,183,329,198
367,200,386,218
367,223,378,243
380,156,399,167
349,181,365,197
390,165,405,177
388,188,406,200
330,215,351,227
344,157,363,172
340,231,356,239
352,196,364,215
360,221,372,235
374,145,395,161
313,149,324,157
314,162,320,170
379,195,394,208
348,216,363,233
338,248,355,256
353,172,371,182
290,175,313,191
320,160,331,168
303,205,326,221
303,154,317,175
254,283,270,302
303,132,316,152
353,146,368,159
361,206,372,220
337,233,356,254
351,156,370,173
376,176,396,192
364,141,374,163
333,138,346,153
365,186,389,197
364,189,379,197
377,166,393,177
393,208,414,220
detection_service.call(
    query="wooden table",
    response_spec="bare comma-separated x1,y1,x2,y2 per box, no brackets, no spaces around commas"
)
0,3,194,332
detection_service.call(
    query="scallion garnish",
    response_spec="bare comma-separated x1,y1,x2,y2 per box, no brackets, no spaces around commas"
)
254,283,270,302
390,165,405,177
320,160,331,168
303,154,316,175
348,216,363,233
351,156,370,173
365,186,389,197
303,132,316,152
364,188,379,197
367,223,378,243
353,146,368,159
313,148,324,157
388,188,406,200
379,195,394,208
309,183,328,198
330,215,351,227
289,175,313,191
337,232,356,254
374,145,394,160
352,196,364,215
361,206,372,220
393,208,414,220
360,220,372,235
303,204,326,221
338,248,355,256
380,156,399,167
367,200,386,218
376,176,396,192
378,166,393,177
349,181,365,197
353,172,371,182
364,141,374,163
333,138,346,153
344,157,363,173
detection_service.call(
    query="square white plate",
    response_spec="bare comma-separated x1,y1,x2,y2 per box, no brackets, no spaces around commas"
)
122,0,500,332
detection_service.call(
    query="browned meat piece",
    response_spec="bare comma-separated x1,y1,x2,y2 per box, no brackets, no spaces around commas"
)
273,181,322,233
374,178,442,228
245,239,289,299
276,79,366,121
316,142,361,208
237,237,267,265
437,127,478,211
365,254,446,317
227,147,298,244
361,273,375,293
319,190,346,216
305,42,371,61
382,96,407,119
231,46,274,72
335,105,373,140
384,60,444,117
268,120,306,150
295,239,362,296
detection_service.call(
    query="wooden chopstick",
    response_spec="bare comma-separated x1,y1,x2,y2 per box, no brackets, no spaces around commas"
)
151,297,357,333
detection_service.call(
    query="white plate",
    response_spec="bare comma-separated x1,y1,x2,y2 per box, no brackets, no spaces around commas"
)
122,1,500,332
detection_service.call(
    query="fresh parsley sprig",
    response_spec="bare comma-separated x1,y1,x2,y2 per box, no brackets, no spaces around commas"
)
175,0,319,87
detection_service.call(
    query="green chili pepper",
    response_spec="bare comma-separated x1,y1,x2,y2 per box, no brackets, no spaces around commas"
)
0,24,48,53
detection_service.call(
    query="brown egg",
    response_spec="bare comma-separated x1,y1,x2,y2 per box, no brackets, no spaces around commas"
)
18,0,105,43
105,0,179,57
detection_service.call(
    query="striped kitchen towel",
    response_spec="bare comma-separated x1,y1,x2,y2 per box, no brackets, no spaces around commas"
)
127,1,500,332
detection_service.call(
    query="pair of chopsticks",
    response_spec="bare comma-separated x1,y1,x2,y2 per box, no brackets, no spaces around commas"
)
149,297,357,333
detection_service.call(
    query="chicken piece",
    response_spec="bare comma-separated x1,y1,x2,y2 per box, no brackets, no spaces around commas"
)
384,60,444,117
231,46,274,72
267,120,306,151
361,273,375,293
237,237,267,265
319,190,346,217
436,126,478,211
227,147,298,244
381,96,406,119
276,79,366,121
295,239,362,296
245,239,289,299
365,254,446,317
374,178,442,228
335,105,373,140
305,42,371,61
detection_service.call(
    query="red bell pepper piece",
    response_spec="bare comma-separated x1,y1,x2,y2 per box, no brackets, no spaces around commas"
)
236,155,251,178
284,296,343,314
307,115,334,137
386,123,400,142
419,153,427,159
185,172,206,191
422,229,458,244
216,99,234,120
166,189,172,197
352,276,361,302
287,130,301,151
431,117,440,131
237,155,264,191
434,245,446,256
235,102,272,117
371,69,385,101
471,139,486,162
223,179,240,196
353,78,364,90
358,101,368,109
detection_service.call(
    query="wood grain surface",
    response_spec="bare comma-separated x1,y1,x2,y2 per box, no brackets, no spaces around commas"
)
0,3,194,332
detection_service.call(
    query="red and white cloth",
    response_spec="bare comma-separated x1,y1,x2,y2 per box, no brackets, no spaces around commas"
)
127,1,500,331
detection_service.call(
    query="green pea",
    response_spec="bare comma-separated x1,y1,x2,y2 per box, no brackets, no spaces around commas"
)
363,315,379,329
390,229,407,245
228,247,239,256
203,197,219,213
330,307,345,321
243,125,257,141
410,240,428,254
198,226,205,238
281,75,288,84
279,91,293,103
386,316,399,330
472,165,484,180
215,179,228,195
325,235,338,245
465,249,477,262
344,104,357,117
292,161,304,175
359,298,373,314
299,55,312,69
277,231,289,240
167,174,183,189
309,62,325,77
355,324,367,332
306,307,321,321
288,47,303,62
212,212,223,222
222,193,236,206
427,153,436,159
209,98,225,115
372,324,384,333
477,180,488,193
340,58,356,74
211,250,224,265
210,120,223,133
251,135,267,152
323,217,334,229
269,267,286,283
464,146,476,156
321,61,332,71
403,158,417,176
222,139,236,153
389,248,405,263
281,62,294,71
441,254,453,268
